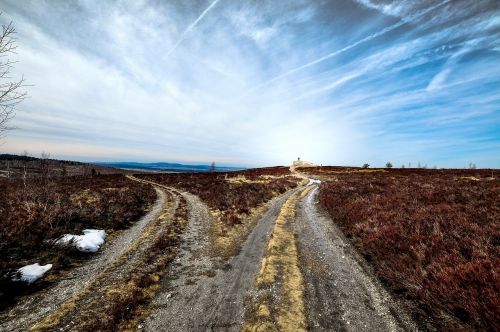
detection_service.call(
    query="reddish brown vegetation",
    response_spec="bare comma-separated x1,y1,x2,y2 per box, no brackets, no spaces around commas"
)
137,167,300,227
304,167,499,331
0,174,155,306
75,196,189,331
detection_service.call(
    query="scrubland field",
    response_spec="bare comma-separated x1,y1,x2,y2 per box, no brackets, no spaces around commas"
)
0,174,156,307
1,161,498,331
137,167,299,226
299,166,500,331
0,165,303,328
136,166,302,256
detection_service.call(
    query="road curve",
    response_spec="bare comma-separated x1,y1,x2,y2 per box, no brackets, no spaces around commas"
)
0,186,168,332
1,175,420,331
295,185,418,331
142,183,302,331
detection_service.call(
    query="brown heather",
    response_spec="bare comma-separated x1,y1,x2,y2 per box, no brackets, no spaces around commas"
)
137,166,300,227
301,167,500,331
0,174,156,306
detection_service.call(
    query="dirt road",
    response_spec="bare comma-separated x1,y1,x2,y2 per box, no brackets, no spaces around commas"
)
295,186,417,331
140,182,301,331
1,177,418,331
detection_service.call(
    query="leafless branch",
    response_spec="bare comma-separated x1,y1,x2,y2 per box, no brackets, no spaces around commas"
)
0,16,26,139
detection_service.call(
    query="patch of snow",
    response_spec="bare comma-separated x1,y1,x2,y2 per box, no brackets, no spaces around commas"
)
309,179,321,185
57,229,106,252
14,263,52,283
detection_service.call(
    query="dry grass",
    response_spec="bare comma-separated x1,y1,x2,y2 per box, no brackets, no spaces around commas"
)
31,191,188,331
224,174,284,184
209,203,269,257
243,187,307,332
79,195,188,331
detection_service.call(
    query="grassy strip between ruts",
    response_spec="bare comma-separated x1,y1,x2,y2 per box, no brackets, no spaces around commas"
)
76,195,189,331
243,185,311,332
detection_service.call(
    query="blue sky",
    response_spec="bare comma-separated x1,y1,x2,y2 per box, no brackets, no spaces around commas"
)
1,0,499,167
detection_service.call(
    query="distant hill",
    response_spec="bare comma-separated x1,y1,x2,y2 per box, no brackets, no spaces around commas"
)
0,154,127,178
95,161,245,173
0,154,246,178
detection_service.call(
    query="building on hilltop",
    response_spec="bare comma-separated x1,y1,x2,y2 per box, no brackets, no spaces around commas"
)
292,158,315,167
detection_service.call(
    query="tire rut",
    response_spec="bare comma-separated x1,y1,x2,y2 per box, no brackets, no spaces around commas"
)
1,173,420,332
142,183,301,332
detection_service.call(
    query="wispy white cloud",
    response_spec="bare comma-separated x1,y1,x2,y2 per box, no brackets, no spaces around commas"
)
426,38,488,92
0,0,499,167
354,0,410,17
164,0,221,58
243,0,451,96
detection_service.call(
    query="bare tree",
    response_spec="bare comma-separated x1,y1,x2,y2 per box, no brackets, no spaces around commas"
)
0,16,26,139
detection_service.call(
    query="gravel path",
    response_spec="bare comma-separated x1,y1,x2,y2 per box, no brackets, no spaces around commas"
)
143,187,301,331
0,187,167,332
295,186,418,331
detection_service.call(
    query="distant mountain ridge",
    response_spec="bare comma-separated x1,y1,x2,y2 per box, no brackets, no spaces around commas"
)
0,154,128,177
95,161,245,173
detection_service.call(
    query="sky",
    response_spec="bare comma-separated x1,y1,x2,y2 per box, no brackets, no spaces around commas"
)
0,0,499,167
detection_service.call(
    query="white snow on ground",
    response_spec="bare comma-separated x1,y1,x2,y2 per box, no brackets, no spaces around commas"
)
57,229,106,252
309,179,321,184
14,263,52,283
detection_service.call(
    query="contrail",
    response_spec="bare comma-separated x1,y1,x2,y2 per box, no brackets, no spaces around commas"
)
165,0,220,57
244,0,450,94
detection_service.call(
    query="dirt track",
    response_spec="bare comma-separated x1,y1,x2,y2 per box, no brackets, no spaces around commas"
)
1,177,418,331
0,186,168,331
143,185,300,331
295,186,417,331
